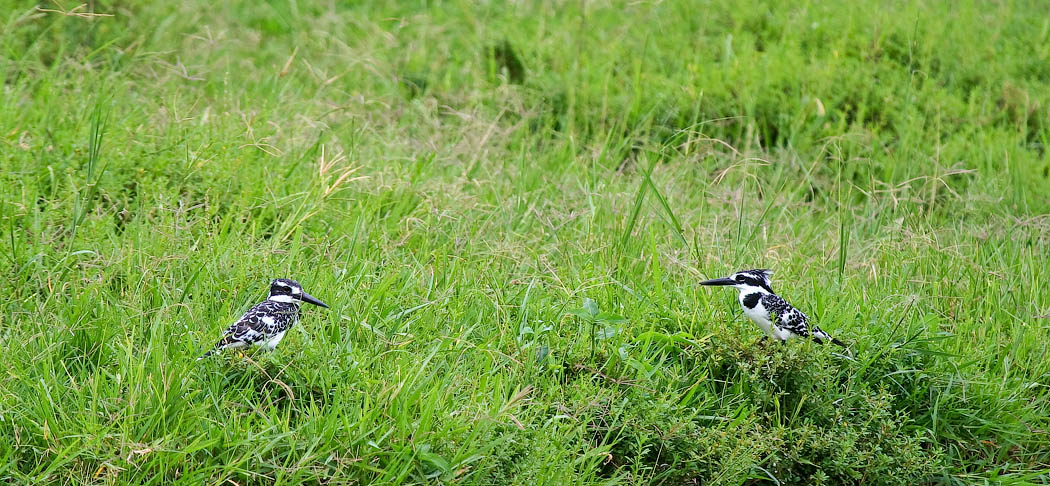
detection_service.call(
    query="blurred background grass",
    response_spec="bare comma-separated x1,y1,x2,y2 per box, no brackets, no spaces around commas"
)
1,1,1048,484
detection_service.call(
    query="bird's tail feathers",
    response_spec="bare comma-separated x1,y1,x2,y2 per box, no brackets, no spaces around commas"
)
814,329,854,357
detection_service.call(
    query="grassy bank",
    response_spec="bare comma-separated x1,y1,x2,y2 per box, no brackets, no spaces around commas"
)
2,1,1049,484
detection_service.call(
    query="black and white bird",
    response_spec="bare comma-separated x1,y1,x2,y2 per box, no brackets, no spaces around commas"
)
199,278,329,360
700,269,849,352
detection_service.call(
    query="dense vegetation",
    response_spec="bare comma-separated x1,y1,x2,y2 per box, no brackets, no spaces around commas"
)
2,1,1048,484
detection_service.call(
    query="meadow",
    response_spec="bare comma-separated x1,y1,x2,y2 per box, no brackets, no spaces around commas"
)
2,1,1049,484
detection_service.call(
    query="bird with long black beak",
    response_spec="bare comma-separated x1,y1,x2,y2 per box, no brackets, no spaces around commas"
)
700,269,850,352
199,278,329,360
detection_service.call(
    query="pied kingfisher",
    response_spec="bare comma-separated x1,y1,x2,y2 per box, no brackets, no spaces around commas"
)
701,269,848,351
199,278,329,360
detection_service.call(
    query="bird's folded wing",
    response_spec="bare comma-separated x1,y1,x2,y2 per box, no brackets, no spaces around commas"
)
761,293,810,337
216,304,271,345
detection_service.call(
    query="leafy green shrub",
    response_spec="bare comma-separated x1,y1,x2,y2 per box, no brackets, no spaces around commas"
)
579,336,946,484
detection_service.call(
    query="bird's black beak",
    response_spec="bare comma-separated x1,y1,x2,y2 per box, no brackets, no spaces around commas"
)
300,291,329,308
700,277,736,286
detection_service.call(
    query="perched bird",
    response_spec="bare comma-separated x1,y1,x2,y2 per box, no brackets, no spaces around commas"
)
700,269,849,351
199,278,329,360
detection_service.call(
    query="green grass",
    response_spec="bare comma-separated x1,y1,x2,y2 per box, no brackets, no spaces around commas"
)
2,0,1049,484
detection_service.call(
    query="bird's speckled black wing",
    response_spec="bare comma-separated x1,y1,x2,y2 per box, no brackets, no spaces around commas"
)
761,293,810,338
212,300,300,350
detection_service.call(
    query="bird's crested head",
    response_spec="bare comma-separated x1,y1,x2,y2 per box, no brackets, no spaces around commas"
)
700,269,774,294
268,278,329,308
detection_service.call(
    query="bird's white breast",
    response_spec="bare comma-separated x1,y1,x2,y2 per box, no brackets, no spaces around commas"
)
741,295,774,336
260,330,286,351
739,294,798,341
